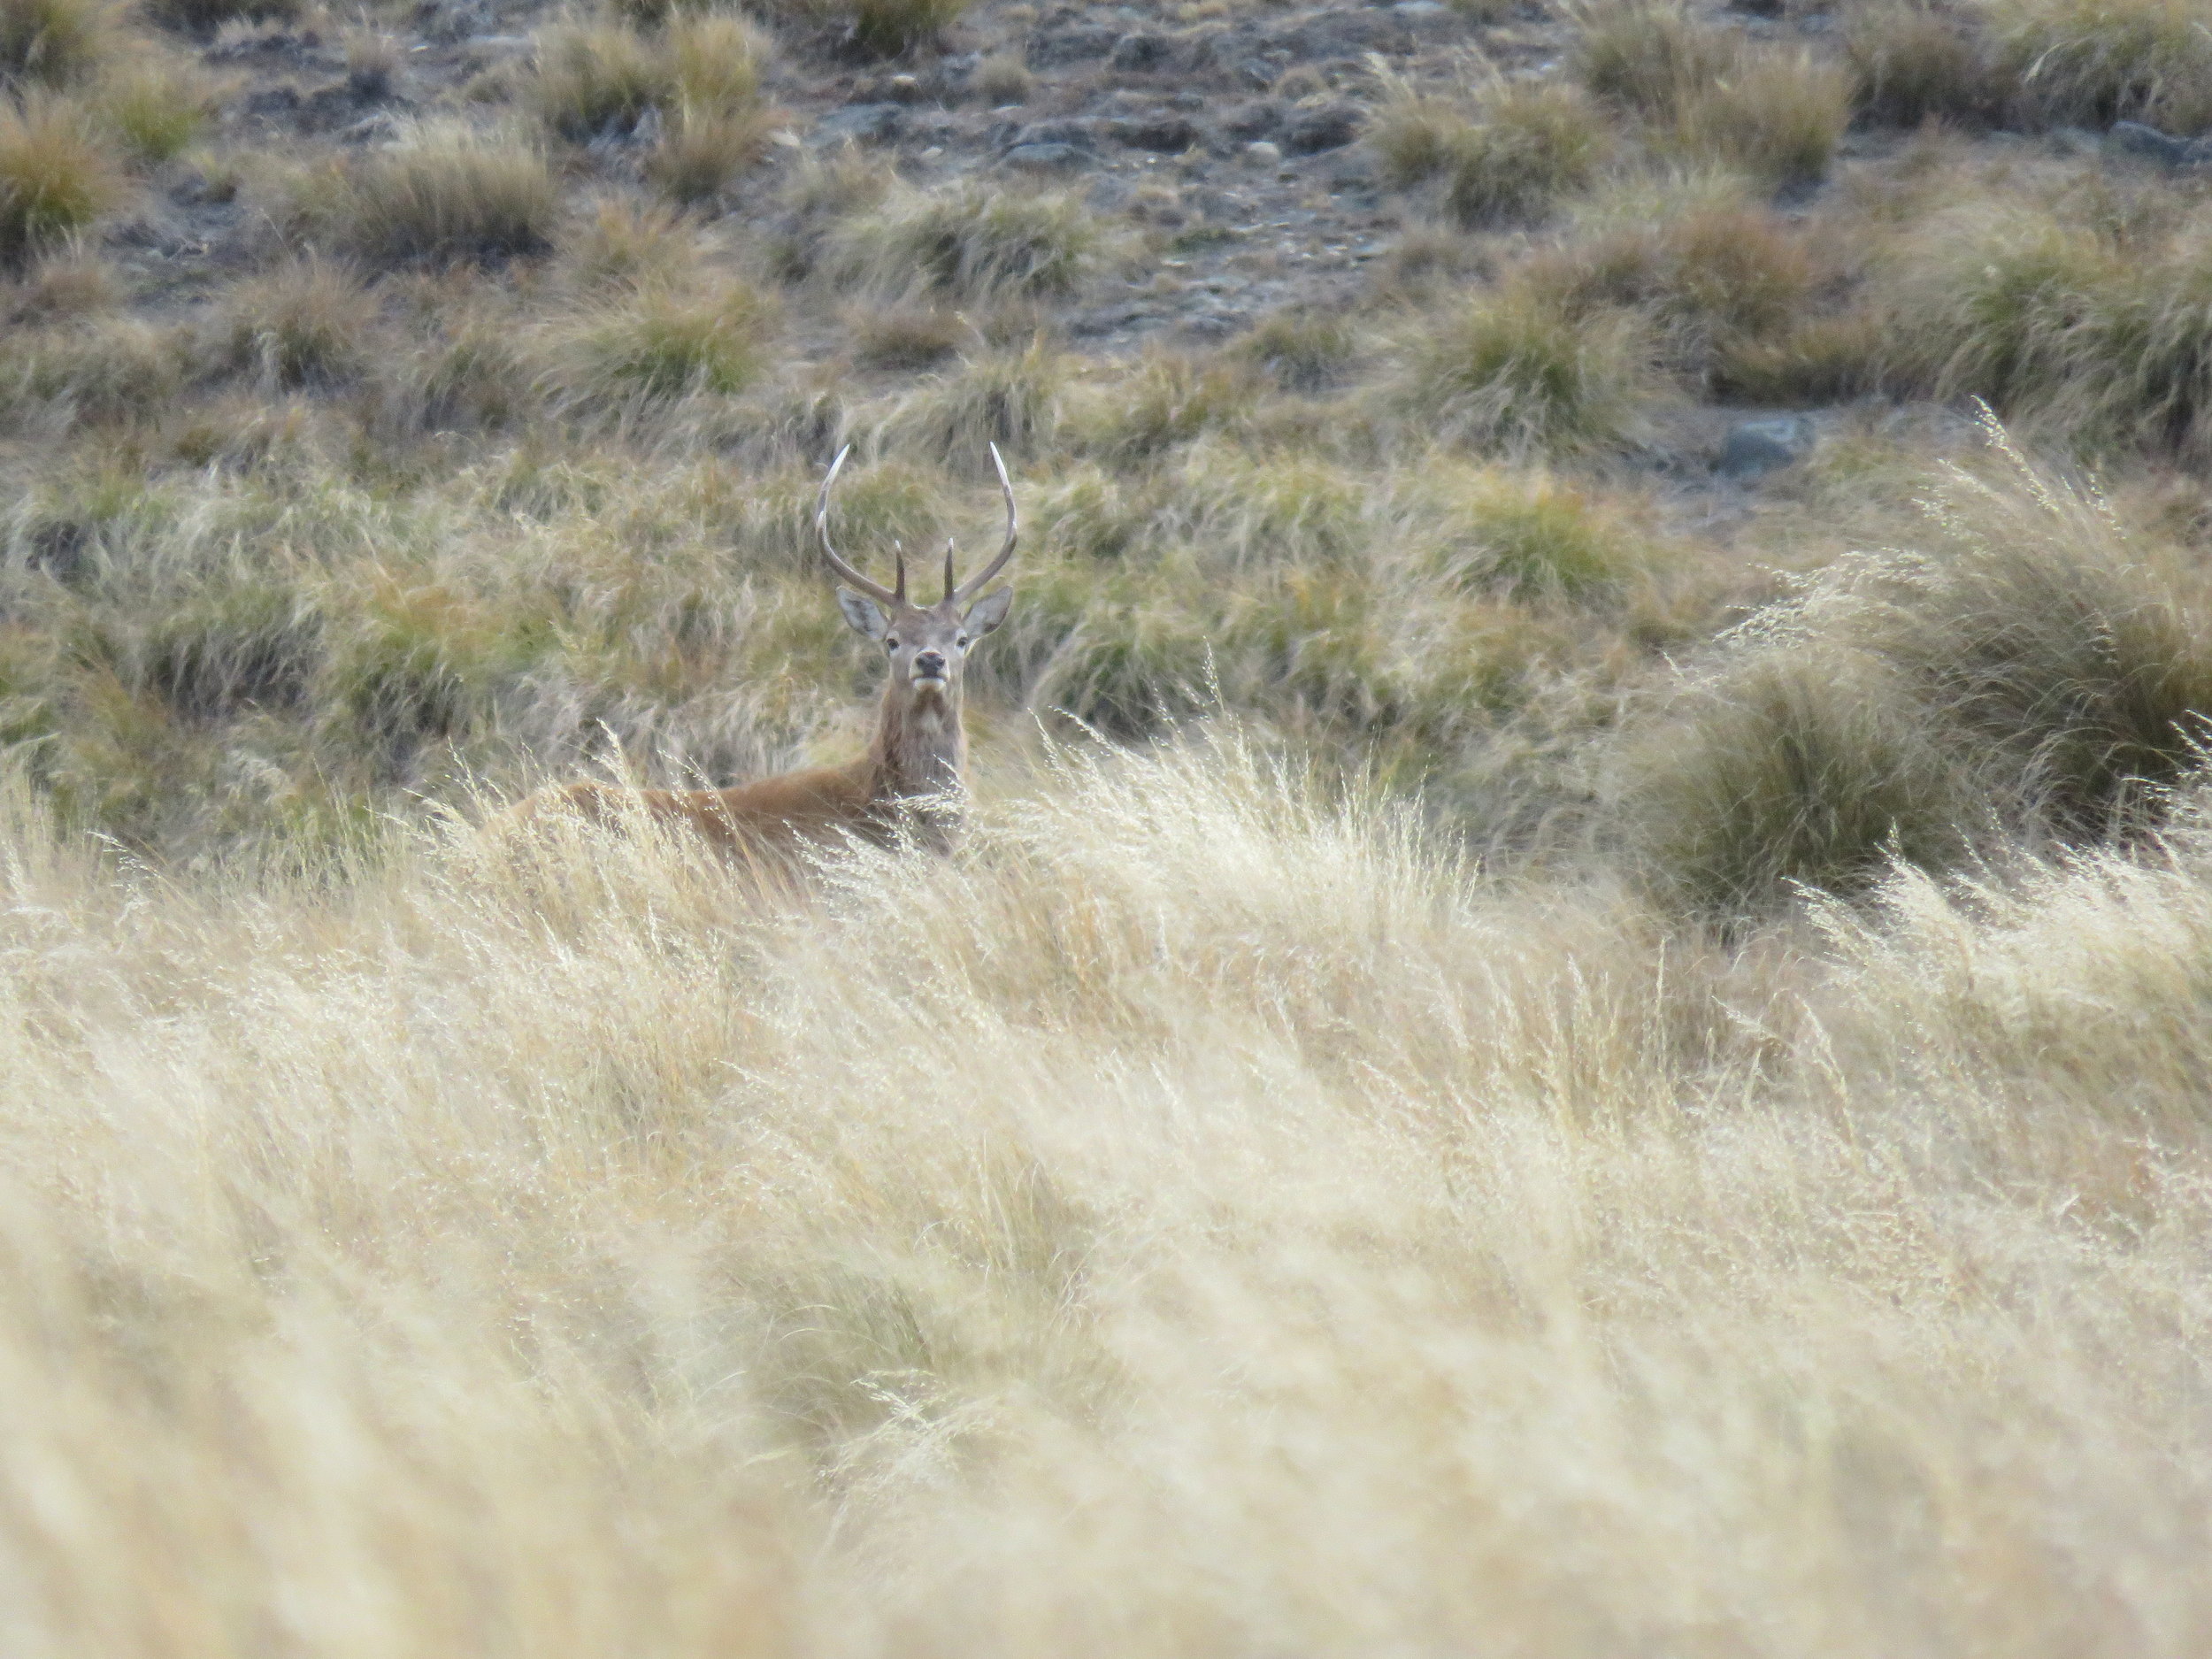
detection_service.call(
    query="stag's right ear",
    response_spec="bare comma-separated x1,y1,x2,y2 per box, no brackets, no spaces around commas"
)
836,588,890,641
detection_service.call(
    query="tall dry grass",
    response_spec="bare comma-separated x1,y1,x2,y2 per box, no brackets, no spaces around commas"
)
1,718,2210,1655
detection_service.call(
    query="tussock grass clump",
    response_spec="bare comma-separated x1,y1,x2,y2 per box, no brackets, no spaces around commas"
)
1571,0,1738,117
1540,203,1820,378
1234,307,1359,393
1624,426,2212,915
826,181,1102,301
1071,350,1262,465
1419,464,1655,596
1846,1,2008,127
3,312,189,426
0,95,124,271
874,337,1064,465
88,54,219,163
219,258,380,389
846,302,965,370
1671,49,1852,186
540,279,778,408
330,127,560,269
1876,202,2212,455
1573,5,1847,184
0,0,112,88
531,22,664,141
1987,0,2212,132
782,0,970,57
645,102,774,204
1441,81,1611,227
1398,283,1659,457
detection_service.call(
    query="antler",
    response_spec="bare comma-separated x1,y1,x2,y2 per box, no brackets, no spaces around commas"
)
949,442,1019,606
815,445,904,608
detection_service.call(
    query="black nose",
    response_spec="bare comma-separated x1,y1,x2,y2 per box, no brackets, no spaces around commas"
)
913,651,947,677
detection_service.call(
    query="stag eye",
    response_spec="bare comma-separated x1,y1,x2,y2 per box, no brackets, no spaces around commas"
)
956,634,970,649
885,636,899,649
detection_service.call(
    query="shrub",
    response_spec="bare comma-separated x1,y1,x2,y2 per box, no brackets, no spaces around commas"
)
826,182,1102,300
1398,284,1658,457
541,280,777,408
1986,0,2212,132
88,56,219,164
219,258,380,389
0,96,123,273
332,127,560,270
0,0,111,88
1440,81,1610,227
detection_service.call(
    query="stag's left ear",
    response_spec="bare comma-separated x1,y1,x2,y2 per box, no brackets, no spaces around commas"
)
837,588,890,641
964,587,1013,636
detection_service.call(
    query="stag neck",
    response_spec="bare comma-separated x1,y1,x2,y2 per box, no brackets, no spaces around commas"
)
867,676,967,803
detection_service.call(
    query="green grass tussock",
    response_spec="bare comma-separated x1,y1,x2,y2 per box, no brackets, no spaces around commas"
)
0,93,124,272
1622,427,2212,915
324,125,561,270
219,257,381,390
1397,282,1660,456
0,0,112,88
1987,0,2212,132
824,180,1104,301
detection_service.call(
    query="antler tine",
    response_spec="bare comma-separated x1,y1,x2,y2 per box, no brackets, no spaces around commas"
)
814,444,902,608
942,538,958,604
950,442,1019,605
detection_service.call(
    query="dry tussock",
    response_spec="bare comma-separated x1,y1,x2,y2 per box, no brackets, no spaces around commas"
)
4,717,2212,1653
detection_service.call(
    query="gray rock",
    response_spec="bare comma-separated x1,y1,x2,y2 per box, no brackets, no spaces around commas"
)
1244,140,1282,165
1718,416,1817,481
1001,142,1095,173
1110,31,1174,71
1013,119,1098,150
1280,104,1362,154
1222,98,1282,140
1391,1,1449,15
2107,119,2212,167
813,103,902,146
1026,24,1119,66
1110,114,1201,151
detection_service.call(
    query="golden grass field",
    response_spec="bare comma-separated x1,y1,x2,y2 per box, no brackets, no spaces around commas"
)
7,0,2212,1645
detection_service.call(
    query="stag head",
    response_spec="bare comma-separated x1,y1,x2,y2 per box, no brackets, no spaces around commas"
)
816,444,1018,703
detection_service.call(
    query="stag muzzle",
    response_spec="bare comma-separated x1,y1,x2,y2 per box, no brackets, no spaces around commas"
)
911,650,948,689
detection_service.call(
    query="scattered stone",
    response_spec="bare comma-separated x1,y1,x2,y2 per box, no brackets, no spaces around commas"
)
813,103,902,146
1110,31,1174,72
1222,99,1282,140
1013,119,1098,150
2108,119,2212,168
1280,103,1362,154
885,73,924,104
1391,0,1448,15
1264,9,1395,61
1244,140,1283,165
1110,114,1202,151
1026,24,1118,67
1002,142,1095,173
1718,416,1817,481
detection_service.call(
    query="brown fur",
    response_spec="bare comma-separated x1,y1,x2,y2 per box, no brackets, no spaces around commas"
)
503,444,1018,862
